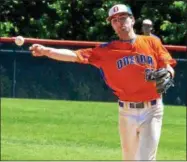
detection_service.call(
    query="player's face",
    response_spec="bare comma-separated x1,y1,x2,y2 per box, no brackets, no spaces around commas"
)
111,13,134,36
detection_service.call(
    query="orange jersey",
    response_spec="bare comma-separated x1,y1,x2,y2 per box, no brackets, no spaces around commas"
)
74,35,176,102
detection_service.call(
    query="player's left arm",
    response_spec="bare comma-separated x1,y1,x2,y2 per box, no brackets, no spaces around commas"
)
146,38,177,93
154,38,177,78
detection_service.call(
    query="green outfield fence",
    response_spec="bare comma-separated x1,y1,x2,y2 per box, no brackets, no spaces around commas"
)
0,37,187,105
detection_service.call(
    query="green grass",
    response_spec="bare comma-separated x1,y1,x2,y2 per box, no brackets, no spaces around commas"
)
1,98,186,160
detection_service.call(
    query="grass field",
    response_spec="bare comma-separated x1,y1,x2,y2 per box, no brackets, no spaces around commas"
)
1,98,186,160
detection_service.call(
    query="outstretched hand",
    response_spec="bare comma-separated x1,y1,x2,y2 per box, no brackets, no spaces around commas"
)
29,44,49,57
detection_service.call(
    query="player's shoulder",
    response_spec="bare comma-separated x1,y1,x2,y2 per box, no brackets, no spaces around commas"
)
138,35,161,44
151,34,160,40
138,35,158,40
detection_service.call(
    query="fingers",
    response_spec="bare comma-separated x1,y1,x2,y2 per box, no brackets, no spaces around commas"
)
29,44,45,56
29,44,44,51
31,51,39,56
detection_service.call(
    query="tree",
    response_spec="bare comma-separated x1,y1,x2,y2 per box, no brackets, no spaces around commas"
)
1,0,186,44
138,1,187,44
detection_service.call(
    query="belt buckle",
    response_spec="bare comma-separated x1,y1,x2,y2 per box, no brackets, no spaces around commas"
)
135,102,144,108
129,102,144,108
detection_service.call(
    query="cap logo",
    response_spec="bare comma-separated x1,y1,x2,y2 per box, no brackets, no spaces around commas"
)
113,6,119,13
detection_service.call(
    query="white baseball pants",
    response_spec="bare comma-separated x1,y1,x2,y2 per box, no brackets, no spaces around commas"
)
118,98,164,161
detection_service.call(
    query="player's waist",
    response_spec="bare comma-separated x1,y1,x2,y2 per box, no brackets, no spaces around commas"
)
118,98,162,109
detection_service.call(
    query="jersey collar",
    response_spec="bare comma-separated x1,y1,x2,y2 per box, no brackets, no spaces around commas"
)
119,35,138,44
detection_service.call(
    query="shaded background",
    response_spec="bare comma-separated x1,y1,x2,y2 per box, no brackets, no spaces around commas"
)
0,0,187,105
0,43,186,105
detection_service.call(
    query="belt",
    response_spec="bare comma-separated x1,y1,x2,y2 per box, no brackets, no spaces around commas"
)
119,99,157,109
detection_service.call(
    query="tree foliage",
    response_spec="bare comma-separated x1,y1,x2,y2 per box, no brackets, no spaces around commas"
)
139,1,187,44
0,0,186,44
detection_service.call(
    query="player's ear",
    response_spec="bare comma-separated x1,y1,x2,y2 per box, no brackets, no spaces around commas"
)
131,16,135,25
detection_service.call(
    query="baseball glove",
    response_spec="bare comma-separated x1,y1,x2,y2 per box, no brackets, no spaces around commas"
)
146,68,174,94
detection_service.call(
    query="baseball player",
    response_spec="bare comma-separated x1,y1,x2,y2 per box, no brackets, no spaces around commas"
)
29,4,176,161
142,19,160,39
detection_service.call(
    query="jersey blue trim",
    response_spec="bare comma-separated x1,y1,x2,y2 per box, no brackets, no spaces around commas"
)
99,42,112,48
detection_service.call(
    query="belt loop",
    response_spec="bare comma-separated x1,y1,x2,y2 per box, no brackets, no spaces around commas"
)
156,99,158,106
148,101,151,108
148,101,152,108
145,102,147,108
125,102,128,109
147,101,151,108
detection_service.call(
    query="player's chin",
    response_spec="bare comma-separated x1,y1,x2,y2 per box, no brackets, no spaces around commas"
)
121,27,129,32
117,30,128,36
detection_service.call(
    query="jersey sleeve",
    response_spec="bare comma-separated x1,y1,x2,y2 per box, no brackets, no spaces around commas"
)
154,38,177,68
74,47,101,68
